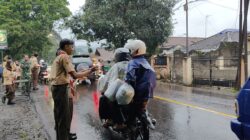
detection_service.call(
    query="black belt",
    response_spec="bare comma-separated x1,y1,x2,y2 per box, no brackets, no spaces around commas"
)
52,83,68,87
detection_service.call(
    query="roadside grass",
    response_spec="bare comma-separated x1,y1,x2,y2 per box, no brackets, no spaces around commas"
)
19,131,28,140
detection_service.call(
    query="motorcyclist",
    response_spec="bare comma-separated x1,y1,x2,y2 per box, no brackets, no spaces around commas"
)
124,39,156,126
38,59,47,83
39,59,47,72
99,47,131,129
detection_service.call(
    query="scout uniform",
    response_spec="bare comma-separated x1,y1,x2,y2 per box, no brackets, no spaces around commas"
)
30,56,39,89
50,50,75,140
2,66,15,104
15,62,22,88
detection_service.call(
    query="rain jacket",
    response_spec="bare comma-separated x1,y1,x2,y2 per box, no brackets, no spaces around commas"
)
104,61,129,88
125,55,156,100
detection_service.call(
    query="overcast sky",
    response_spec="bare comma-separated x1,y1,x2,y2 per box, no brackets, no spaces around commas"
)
67,0,249,38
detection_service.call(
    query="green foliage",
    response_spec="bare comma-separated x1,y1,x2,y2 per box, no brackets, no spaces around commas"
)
0,0,70,60
66,0,176,54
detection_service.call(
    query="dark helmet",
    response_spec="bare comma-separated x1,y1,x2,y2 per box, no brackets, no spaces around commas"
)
114,48,131,62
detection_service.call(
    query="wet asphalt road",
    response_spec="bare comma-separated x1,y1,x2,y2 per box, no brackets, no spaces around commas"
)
66,82,238,140
37,82,238,140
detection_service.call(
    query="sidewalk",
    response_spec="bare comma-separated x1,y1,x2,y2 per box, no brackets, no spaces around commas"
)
0,88,48,140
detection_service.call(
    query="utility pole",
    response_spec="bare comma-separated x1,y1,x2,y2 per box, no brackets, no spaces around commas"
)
205,15,210,38
237,0,243,89
184,0,189,57
237,0,249,89
243,0,249,80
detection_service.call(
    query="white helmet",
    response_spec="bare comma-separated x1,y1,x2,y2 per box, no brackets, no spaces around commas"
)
39,59,45,64
124,39,146,55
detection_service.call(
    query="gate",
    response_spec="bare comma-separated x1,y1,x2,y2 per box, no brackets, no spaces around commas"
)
192,57,238,87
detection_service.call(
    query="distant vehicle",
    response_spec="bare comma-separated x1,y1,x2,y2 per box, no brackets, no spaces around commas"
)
38,60,48,84
72,40,95,82
231,78,250,140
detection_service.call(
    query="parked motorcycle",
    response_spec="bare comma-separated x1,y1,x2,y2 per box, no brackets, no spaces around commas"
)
99,96,156,140
39,62,48,84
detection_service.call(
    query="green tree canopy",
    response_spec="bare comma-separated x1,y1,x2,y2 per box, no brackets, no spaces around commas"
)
66,0,176,54
0,0,71,60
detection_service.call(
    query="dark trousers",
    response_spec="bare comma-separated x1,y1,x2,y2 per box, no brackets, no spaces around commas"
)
31,68,39,88
69,98,73,132
15,76,20,89
99,96,126,124
112,102,125,124
5,84,15,101
51,84,70,140
128,100,148,124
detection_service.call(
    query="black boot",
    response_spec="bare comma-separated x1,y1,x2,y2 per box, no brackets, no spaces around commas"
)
7,100,15,105
69,133,77,140
2,96,6,104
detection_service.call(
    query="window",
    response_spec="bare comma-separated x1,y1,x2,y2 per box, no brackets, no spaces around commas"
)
155,56,167,65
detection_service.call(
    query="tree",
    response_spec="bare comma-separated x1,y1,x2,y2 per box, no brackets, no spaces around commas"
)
67,0,176,54
0,0,70,59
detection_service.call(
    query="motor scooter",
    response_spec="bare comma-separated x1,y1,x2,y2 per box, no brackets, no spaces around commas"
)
99,96,156,140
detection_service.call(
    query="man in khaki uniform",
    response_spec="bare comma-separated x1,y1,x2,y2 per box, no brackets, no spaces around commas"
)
30,53,40,90
50,39,97,140
2,60,16,105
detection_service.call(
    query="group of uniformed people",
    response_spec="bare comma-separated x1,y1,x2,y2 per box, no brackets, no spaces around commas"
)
1,53,41,105
0,34,156,140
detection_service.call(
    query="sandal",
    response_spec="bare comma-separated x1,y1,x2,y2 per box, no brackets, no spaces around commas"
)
102,119,113,128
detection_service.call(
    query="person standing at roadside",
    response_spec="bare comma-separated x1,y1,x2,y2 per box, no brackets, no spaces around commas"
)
50,39,97,140
14,61,21,88
2,60,16,105
30,53,40,90
2,55,9,69
20,55,31,94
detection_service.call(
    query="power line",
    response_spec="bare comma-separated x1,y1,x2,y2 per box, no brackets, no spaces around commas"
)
194,6,218,34
206,1,237,11
234,0,240,28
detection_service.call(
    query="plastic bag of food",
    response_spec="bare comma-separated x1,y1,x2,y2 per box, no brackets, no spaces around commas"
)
104,79,124,101
116,82,135,105
97,75,108,93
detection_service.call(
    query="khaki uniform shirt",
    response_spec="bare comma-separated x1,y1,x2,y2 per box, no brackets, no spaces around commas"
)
50,52,75,85
2,61,6,69
30,56,39,69
15,65,21,77
3,68,15,85
3,62,16,70
12,62,16,71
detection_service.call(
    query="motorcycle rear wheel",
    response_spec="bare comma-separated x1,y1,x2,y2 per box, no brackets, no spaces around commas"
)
129,125,149,140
